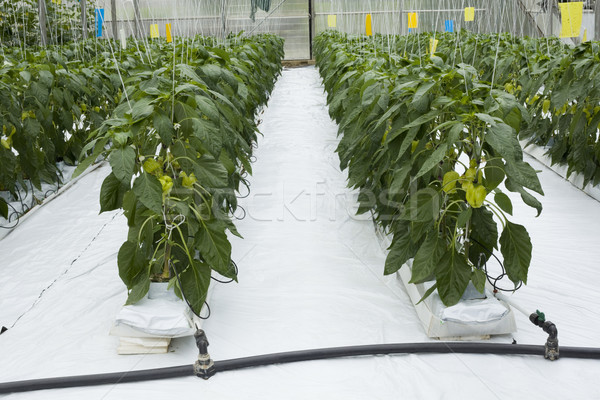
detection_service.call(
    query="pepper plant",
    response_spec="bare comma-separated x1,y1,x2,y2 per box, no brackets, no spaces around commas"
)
79,35,283,313
315,31,543,306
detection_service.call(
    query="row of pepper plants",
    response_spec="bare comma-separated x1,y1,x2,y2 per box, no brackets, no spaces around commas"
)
1,34,284,314
391,31,600,188
315,31,543,306
0,40,127,219
81,34,284,313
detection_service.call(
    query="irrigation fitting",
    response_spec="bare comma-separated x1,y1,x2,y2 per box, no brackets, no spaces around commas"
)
529,310,559,361
193,329,216,379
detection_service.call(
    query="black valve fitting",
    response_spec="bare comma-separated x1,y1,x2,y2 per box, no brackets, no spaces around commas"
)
193,329,216,379
530,311,559,361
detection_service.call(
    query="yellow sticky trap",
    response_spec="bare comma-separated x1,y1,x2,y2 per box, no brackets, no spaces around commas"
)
327,15,337,28
465,7,475,22
559,2,583,38
365,14,372,36
150,24,159,39
166,23,172,42
408,13,418,29
429,38,438,54
583,28,588,42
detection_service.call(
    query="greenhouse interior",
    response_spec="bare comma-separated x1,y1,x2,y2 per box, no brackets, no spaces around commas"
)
1,0,600,398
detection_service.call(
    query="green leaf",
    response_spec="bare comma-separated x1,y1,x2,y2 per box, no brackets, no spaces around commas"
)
194,155,229,188
412,81,436,104
494,191,513,215
130,98,154,122
73,137,109,179
154,113,174,145
504,160,544,195
132,172,163,214
196,221,234,279
0,198,8,219
402,188,441,222
499,221,532,285
486,122,520,162
504,178,543,217
109,146,136,184
99,173,129,213
125,274,151,305
435,248,472,306
389,165,411,195
484,158,505,190
410,233,445,284
178,260,212,315
122,190,137,226
416,282,438,305
457,207,472,228
117,241,147,288
471,268,487,293
475,113,500,126
195,95,221,122
403,110,439,129
414,143,448,179
384,229,415,275
469,207,498,268
192,118,222,158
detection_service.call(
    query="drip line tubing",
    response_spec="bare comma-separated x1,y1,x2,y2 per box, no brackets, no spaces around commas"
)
1,342,600,394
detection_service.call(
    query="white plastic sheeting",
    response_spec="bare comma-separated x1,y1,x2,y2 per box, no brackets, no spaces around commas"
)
1,66,600,399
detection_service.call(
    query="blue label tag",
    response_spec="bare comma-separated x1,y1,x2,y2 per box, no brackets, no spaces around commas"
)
96,8,104,37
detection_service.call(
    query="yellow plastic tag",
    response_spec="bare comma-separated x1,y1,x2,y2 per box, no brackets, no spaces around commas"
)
150,24,159,39
166,23,172,42
583,28,588,42
559,2,583,38
465,7,475,22
327,15,337,28
429,38,438,54
408,13,418,29
366,14,372,36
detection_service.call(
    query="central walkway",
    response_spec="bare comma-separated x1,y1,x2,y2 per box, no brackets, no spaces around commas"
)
210,66,418,355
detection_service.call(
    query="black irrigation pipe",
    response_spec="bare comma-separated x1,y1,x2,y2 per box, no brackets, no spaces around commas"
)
1,342,600,394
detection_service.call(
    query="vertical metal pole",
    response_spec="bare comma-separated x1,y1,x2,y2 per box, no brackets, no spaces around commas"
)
550,0,554,36
38,0,47,46
309,0,315,59
133,0,142,38
221,0,227,40
81,0,87,39
595,0,600,39
111,0,118,39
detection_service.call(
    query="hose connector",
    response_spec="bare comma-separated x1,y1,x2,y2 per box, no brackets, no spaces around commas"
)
529,310,559,361
193,329,216,379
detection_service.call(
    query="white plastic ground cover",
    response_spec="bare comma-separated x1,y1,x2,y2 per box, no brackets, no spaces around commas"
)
1,67,600,399
0,162,91,241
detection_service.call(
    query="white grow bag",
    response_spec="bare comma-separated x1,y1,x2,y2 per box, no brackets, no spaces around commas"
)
374,223,516,339
110,281,215,354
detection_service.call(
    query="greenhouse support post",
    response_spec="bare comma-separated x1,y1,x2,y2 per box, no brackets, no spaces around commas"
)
112,0,117,40
595,0,600,39
38,0,47,46
133,0,142,38
81,0,87,39
309,0,315,59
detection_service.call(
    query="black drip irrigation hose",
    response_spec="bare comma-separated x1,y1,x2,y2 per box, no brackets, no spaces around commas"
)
1,341,600,394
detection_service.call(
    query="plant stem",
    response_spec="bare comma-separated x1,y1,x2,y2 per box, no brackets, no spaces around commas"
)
162,243,171,279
